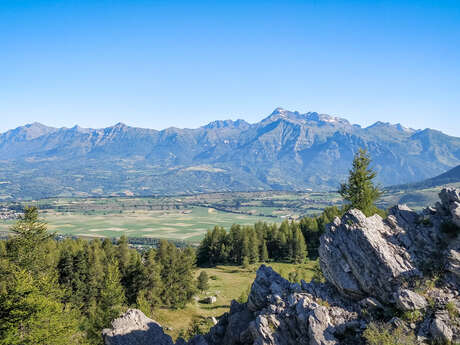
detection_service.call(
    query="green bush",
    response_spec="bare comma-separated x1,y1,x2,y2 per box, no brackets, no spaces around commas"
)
363,322,417,345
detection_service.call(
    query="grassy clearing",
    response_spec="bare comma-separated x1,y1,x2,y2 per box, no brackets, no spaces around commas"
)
150,261,317,340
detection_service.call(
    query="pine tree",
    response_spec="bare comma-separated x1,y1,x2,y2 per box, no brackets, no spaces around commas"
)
0,266,85,345
87,259,126,342
122,252,146,305
7,206,53,274
260,240,269,262
242,256,250,269
197,271,209,291
248,229,259,264
291,225,307,263
339,148,382,216
117,235,131,277
137,249,162,314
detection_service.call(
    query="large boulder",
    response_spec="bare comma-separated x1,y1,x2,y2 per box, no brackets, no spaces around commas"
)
103,309,174,345
319,209,420,303
430,313,453,343
394,289,427,311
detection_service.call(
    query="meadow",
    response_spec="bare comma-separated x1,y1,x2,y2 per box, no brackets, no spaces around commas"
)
152,261,317,340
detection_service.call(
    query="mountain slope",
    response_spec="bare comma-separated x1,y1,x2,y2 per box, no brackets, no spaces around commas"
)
0,108,459,199
388,164,460,191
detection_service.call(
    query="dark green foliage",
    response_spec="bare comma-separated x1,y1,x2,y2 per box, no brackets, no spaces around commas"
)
0,264,85,345
197,205,347,266
339,148,382,216
0,209,86,345
362,322,417,345
178,317,214,341
197,271,210,291
197,220,309,266
0,209,198,345
311,261,326,283
156,241,197,308
6,207,54,275
299,206,342,259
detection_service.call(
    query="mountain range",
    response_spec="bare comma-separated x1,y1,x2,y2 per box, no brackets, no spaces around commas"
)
1,108,459,200
387,164,460,191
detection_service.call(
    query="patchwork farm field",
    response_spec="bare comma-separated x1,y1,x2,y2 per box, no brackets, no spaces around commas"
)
0,191,341,242
17,207,277,241
2,185,454,242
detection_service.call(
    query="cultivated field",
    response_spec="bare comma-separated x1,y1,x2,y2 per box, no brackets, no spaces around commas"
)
0,191,341,242
1,185,454,242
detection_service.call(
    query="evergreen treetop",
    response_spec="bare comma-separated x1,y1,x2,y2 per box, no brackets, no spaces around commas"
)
339,148,382,216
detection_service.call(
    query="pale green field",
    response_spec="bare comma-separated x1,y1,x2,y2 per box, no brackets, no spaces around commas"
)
153,262,317,340
0,206,279,242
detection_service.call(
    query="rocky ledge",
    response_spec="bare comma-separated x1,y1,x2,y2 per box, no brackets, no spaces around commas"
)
103,188,460,345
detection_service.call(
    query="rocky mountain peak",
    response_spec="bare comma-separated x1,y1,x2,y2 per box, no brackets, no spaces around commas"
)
0,122,58,141
203,119,250,130
367,121,416,134
263,108,350,127
103,188,460,345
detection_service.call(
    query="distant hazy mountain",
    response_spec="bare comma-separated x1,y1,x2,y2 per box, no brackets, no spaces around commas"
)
1,108,459,200
387,164,460,191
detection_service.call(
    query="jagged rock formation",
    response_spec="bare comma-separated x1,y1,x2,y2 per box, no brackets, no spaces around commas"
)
103,188,460,345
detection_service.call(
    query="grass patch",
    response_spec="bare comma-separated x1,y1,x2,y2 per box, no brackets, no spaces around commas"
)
149,262,315,340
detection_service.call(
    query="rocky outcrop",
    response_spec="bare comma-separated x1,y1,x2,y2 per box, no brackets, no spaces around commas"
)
394,289,427,312
103,188,460,345
102,309,174,345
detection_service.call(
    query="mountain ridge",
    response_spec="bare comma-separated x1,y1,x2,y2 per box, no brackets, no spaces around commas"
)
1,108,459,200
0,107,430,135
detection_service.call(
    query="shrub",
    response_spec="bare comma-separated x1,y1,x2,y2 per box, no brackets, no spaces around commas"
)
311,261,326,283
363,322,417,345
237,285,251,304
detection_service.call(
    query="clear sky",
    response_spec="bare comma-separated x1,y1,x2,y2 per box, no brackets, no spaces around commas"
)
1,0,459,136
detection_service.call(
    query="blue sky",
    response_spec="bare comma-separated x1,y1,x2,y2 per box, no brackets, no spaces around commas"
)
1,0,459,136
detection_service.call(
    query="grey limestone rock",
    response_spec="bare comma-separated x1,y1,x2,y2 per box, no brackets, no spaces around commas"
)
394,289,428,311
104,188,460,345
102,309,174,345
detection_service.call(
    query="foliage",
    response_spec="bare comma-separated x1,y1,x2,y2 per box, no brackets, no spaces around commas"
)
197,220,308,266
197,271,210,291
0,212,86,345
6,207,54,275
237,285,252,304
401,310,423,323
0,209,198,345
446,301,459,323
0,266,85,345
311,260,326,283
363,322,417,345
339,148,383,217
178,317,214,341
